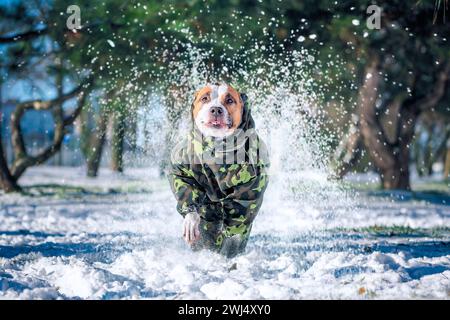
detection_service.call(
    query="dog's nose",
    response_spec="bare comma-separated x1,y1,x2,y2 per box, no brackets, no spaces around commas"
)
210,106,223,116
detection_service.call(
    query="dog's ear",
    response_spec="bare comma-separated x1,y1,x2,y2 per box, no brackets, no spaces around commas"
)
193,89,200,102
240,93,248,104
191,89,200,111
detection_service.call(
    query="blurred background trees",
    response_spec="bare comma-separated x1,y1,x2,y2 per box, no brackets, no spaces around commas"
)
329,0,450,190
0,0,449,192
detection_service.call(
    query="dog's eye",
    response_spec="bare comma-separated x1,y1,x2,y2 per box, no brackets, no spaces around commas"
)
201,96,209,103
226,98,234,105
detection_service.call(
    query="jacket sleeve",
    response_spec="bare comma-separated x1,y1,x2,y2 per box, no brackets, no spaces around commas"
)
168,162,206,217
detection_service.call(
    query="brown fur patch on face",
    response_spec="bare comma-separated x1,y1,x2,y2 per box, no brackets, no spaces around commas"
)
221,85,243,130
192,86,211,120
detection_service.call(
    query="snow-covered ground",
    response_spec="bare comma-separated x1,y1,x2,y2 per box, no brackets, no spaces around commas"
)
0,166,449,299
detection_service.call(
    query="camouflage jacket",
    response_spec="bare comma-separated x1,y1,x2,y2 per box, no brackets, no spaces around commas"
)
168,104,269,227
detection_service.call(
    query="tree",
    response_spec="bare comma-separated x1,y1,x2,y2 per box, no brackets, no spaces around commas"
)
111,105,126,173
332,0,450,189
0,81,92,192
413,112,450,177
445,145,450,179
0,128,20,192
358,58,448,189
84,90,113,177
9,77,93,178
0,1,95,191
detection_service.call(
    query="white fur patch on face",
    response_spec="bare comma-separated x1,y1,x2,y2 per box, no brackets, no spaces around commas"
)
217,84,228,96
195,84,234,138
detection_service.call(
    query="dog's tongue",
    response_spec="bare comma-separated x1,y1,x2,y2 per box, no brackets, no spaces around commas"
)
207,118,227,128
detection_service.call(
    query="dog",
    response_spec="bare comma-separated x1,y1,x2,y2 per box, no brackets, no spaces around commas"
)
168,83,269,258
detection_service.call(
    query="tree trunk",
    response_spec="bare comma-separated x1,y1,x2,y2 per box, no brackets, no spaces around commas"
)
0,134,21,192
111,109,125,173
412,136,423,177
430,126,450,176
126,108,137,151
357,58,449,190
0,79,21,192
79,102,92,159
379,131,413,190
333,114,363,178
445,147,450,180
86,107,109,177
358,57,413,190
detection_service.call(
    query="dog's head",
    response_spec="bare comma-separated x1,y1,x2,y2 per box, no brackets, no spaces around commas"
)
192,83,246,138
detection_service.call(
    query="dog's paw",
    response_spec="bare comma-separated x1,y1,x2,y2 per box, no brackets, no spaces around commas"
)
183,212,201,245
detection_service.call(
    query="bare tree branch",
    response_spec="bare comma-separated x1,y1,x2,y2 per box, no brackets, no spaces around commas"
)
16,80,90,111
406,63,450,113
417,64,450,112
0,27,48,44
0,128,21,192
63,88,90,126
333,114,363,178
9,76,94,179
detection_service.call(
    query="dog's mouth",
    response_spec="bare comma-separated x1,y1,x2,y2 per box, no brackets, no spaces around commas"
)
204,118,231,129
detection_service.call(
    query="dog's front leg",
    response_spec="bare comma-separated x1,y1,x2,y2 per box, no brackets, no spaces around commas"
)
183,212,201,245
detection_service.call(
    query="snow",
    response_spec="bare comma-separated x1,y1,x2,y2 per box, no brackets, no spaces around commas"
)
0,166,449,299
